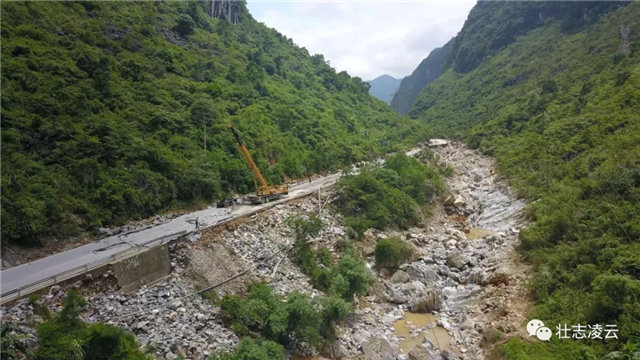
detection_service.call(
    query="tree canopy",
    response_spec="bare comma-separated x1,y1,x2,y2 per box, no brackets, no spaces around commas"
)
0,1,430,246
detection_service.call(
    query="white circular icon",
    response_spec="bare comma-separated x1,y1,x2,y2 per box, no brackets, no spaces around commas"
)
536,326,552,341
526,319,545,337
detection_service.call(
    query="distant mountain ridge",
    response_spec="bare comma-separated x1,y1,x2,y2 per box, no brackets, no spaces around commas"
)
366,74,400,103
390,38,454,114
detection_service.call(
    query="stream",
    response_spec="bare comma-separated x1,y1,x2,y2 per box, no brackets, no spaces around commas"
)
335,141,530,360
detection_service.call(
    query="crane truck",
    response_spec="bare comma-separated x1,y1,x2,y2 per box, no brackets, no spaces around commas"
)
227,124,289,204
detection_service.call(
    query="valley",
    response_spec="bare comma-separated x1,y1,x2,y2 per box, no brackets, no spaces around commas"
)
2,142,531,359
1,1,638,359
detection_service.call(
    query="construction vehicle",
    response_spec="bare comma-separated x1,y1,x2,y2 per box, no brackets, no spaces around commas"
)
227,124,289,204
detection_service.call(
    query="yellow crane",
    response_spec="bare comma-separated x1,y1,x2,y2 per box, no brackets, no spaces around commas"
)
228,124,288,204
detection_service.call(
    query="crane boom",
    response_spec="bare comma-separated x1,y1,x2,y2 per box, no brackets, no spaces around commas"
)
227,124,288,203
228,125,268,188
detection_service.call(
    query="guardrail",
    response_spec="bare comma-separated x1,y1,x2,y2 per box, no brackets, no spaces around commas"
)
0,230,187,305
1,176,344,305
0,177,341,305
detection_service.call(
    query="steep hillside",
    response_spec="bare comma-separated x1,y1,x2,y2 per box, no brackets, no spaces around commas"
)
0,1,431,246
390,0,621,116
410,2,640,358
445,1,625,73
367,74,400,103
390,38,453,114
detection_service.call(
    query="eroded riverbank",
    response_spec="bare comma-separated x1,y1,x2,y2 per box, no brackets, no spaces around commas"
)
1,141,532,359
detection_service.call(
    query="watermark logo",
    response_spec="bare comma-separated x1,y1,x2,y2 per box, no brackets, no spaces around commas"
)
527,319,619,341
527,319,552,341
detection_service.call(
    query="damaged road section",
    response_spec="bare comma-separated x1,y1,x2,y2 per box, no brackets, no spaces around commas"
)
1,142,531,360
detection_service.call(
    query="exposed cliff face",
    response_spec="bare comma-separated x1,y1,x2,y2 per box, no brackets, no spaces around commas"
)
210,0,243,23
367,74,401,104
390,38,453,115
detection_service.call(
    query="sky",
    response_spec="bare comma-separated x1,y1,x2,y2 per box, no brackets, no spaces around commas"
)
246,0,476,81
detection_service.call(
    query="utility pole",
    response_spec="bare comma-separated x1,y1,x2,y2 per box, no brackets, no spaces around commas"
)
203,114,207,156
619,23,630,55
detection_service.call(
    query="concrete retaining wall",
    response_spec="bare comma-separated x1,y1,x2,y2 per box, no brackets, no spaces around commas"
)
112,244,171,292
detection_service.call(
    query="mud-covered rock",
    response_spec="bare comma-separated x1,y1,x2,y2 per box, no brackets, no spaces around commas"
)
409,345,438,360
362,337,395,360
410,289,443,312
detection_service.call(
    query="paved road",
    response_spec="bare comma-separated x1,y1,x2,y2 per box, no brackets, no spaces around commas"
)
0,171,342,303
0,144,432,303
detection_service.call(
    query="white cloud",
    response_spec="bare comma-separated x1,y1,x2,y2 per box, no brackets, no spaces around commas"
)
247,1,476,80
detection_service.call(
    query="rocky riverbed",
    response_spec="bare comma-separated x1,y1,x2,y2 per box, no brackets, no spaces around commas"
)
1,141,531,360
331,142,531,360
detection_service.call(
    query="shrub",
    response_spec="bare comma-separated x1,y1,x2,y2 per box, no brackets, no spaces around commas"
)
219,283,350,350
286,215,372,301
328,250,372,301
286,214,324,244
33,290,147,360
375,237,413,269
174,14,195,36
210,338,285,360
82,324,147,360
336,153,443,239
1,323,29,360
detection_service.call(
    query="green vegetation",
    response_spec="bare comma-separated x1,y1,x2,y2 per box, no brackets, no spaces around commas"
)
375,236,414,269
210,338,285,360
336,153,444,239
410,2,640,358
217,214,369,357
444,2,624,74
33,290,147,360
0,1,431,246
219,282,350,351
287,214,372,301
1,323,29,360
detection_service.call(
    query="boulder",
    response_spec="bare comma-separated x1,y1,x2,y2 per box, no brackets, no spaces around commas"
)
391,270,410,283
465,270,486,285
328,339,349,358
362,337,395,360
410,289,443,312
441,349,460,360
446,251,468,270
401,280,426,295
403,262,440,284
385,284,407,304
409,345,438,360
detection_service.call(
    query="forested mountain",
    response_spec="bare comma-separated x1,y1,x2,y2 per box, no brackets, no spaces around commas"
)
0,1,430,246
366,74,400,103
445,1,626,74
390,38,453,114
394,1,625,116
409,2,640,358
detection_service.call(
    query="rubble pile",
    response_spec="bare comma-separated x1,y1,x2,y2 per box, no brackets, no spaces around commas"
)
1,142,530,360
328,142,528,359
